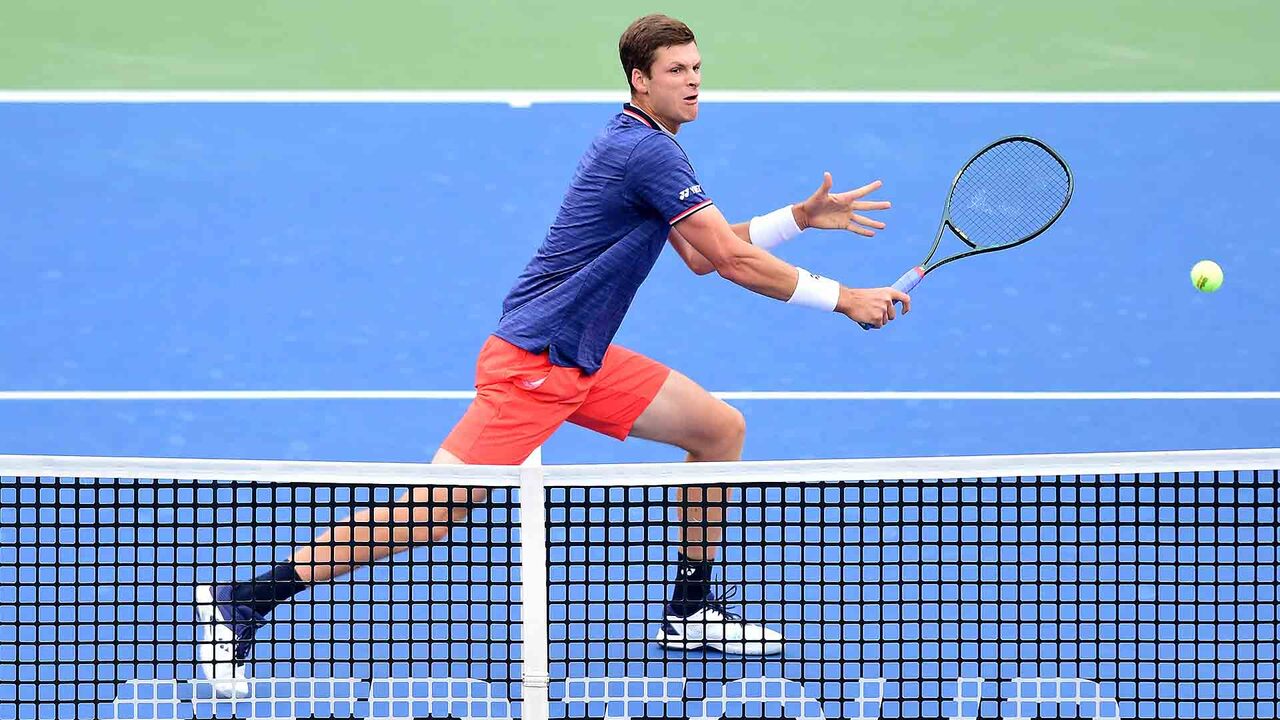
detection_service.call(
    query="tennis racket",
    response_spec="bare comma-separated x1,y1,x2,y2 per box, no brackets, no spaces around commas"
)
860,135,1074,330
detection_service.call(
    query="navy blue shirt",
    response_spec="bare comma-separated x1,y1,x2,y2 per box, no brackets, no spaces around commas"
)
494,104,713,374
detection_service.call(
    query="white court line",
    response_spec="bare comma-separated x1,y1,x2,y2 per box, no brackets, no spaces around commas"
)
0,390,1277,401
1,90,1278,104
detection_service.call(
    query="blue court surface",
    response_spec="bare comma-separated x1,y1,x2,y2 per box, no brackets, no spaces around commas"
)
3,101,1280,720
1,101,1277,464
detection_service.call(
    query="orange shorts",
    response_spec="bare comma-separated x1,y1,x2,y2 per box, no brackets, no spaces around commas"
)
440,335,672,465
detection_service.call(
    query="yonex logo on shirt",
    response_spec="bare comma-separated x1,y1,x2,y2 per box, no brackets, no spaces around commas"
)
678,184,703,201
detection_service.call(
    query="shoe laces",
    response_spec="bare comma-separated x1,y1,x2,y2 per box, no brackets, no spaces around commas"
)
218,601,268,661
231,617,267,661
701,580,746,623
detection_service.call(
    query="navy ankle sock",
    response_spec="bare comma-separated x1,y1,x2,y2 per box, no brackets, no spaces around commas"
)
668,553,714,617
230,562,308,616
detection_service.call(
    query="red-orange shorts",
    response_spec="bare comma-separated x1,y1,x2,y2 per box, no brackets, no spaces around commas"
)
440,335,672,465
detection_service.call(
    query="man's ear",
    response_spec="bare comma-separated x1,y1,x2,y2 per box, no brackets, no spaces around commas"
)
631,67,649,95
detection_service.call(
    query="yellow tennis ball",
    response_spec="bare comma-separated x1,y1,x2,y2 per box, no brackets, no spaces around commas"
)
1191,260,1223,293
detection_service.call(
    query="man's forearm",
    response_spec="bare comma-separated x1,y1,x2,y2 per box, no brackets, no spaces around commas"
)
677,206,803,300
708,219,824,301
715,246,801,301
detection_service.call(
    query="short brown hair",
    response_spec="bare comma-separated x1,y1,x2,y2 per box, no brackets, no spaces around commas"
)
618,14,696,94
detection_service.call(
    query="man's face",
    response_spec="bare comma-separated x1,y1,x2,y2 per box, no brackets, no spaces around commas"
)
635,43,701,129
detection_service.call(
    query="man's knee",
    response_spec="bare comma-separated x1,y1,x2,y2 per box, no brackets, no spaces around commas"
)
690,401,745,457
723,403,746,447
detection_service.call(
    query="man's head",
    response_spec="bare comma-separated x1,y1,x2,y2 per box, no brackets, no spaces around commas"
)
619,14,700,132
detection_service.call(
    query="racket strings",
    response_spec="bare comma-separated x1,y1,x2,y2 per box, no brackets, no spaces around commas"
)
949,140,1071,249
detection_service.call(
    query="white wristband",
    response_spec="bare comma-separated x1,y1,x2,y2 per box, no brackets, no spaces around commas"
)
787,267,841,312
749,205,802,251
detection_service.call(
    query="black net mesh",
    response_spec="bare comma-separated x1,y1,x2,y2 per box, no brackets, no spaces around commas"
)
1,459,1278,719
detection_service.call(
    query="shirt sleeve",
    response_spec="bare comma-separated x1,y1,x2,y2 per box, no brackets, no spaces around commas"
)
625,134,714,225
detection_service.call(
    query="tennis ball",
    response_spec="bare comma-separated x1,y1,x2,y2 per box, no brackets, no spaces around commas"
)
1191,260,1223,293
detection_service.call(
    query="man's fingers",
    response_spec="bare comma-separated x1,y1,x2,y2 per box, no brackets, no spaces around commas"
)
851,214,886,229
846,213,886,236
851,286,913,327
836,179,883,200
816,171,833,195
850,200,892,211
851,179,882,197
890,289,911,314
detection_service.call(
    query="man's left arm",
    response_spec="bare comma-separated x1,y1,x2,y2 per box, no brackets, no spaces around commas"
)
671,173,892,273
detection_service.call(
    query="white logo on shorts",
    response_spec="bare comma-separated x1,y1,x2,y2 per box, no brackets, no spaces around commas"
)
517,376,548,390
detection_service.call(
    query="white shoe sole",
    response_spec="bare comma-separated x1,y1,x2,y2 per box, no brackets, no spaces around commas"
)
656,633,783,656
194,585,252,699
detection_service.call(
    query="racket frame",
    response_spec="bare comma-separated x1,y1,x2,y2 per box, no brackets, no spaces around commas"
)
857,135,1073,330
915,134,1074,276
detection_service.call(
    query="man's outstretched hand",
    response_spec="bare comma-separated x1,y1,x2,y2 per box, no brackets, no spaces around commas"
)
795,174,891,237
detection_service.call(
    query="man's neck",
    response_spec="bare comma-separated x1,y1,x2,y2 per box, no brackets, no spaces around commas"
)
628,97,679,135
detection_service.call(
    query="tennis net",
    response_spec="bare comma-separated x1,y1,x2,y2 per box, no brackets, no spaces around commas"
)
2,448,1278,719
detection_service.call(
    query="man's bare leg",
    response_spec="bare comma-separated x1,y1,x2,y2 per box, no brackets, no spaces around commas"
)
196,448,493,694
290,448,484,583
627,369,778,655
208,448,487,633
629,370,745,613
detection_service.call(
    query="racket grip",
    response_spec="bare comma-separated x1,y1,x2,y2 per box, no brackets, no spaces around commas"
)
858,267,924,330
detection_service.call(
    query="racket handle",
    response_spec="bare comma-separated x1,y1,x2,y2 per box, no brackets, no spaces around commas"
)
858,267,924,330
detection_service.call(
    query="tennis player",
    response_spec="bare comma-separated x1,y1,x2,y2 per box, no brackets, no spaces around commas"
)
197,13,909,696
